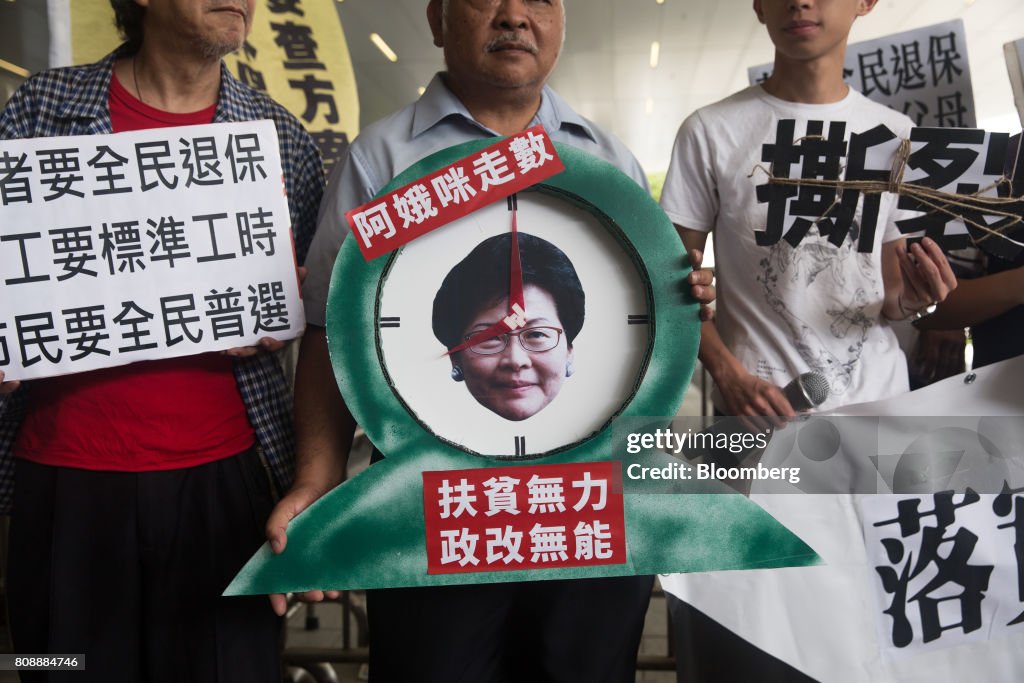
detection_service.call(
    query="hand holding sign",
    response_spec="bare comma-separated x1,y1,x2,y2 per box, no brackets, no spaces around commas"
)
893,237,958,317
0,370,19,395
223,266,308,358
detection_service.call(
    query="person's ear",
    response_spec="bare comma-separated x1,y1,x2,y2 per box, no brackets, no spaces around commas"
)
857,0,881,17
449,353,465,381
565,345,575,378
427,0,445,48
752,0,766,25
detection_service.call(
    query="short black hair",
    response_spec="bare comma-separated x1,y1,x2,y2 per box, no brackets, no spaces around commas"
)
432,232,585,350
110,0,145,54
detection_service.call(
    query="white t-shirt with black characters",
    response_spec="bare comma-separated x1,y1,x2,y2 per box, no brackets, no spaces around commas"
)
661,85,915,412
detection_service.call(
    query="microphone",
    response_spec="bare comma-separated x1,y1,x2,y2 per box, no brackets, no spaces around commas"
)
782,372,830,412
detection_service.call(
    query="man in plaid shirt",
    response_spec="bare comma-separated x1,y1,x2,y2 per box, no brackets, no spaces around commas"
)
0,1,323,680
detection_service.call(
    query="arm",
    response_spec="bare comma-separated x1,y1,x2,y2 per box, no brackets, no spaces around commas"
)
916,267,1024,330
677,227,795,422
225,113,326,357
265,324,356,615
264,137,363,614
909,328,966,384
0,82,39,403
880,237,958,321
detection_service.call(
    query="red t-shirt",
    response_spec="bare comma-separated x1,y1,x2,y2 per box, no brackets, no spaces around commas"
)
15,71,255,471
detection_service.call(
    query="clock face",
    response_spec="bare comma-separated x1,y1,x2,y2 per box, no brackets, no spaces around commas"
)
376,189,651,458
327,140,698,470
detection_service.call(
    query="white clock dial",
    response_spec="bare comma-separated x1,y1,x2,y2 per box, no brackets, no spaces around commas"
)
376,190,651,458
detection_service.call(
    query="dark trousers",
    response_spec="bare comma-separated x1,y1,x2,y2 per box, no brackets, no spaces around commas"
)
366,575,654,683
7,448,282,683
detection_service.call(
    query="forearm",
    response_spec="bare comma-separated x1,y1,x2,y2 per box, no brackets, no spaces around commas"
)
917,270,1024,330
292,325,356,491
697,319,743,383
881,286,908,321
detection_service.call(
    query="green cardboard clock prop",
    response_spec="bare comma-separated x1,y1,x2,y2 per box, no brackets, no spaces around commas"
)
227,140,818,595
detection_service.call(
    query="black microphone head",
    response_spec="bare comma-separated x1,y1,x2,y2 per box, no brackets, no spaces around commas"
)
797,372,830,408
782,372,831,411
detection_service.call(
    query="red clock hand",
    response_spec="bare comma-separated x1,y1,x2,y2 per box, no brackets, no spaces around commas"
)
508,202,525,316
445,201,526,356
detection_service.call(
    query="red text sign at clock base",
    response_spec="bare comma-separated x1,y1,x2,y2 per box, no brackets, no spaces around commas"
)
423,461,627,575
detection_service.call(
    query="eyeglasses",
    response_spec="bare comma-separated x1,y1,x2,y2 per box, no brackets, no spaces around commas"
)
465,326,564,355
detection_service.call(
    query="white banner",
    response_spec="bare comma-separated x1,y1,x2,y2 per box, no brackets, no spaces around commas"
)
661,355,1024,682
749,19,976,128
0,120,303,381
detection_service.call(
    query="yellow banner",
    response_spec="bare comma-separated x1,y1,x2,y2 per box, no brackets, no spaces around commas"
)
66,1,358,172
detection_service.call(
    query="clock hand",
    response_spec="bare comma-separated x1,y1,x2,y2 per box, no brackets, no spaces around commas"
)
509,201,525,317
444,200,527,356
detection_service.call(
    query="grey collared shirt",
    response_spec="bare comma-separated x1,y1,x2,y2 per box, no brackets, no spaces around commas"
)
302,72,648,326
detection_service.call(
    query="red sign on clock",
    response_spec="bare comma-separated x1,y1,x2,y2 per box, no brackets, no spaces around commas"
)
346,125,565,260
422,461,627,575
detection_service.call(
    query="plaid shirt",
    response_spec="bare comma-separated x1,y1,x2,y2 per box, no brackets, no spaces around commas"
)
0,49,325,511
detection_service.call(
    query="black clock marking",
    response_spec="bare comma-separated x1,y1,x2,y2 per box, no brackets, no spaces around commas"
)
379,316,401,328
514,436,526,457
506,194,518,211
627,314,649,325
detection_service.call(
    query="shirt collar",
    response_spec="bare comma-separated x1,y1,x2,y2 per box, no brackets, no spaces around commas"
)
214,61,259,123
57,46,247,126
410,72,597,143
57,48,122,129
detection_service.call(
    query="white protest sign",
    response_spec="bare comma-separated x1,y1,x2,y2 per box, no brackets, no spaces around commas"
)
749,19,976,127
0,120,304,381
862,492,1024,660
661,356,1024,682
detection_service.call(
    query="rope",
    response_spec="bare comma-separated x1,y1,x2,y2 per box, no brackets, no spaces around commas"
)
747,140,1024,248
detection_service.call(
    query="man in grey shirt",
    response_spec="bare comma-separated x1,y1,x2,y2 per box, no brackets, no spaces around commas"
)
267,1,713,680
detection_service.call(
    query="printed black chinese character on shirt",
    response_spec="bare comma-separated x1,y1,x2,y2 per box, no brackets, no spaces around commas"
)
756,119,878,251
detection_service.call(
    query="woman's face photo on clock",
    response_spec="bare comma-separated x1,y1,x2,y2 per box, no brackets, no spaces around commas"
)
375,190,650,457
431,233,584,422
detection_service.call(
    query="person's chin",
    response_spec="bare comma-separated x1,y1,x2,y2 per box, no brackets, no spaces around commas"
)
484,396,546,422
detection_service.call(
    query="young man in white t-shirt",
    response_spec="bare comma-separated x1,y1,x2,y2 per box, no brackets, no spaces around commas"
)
660,2,958,679
661,0,957,418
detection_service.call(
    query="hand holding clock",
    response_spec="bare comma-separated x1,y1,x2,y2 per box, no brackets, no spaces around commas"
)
687,248,716,321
